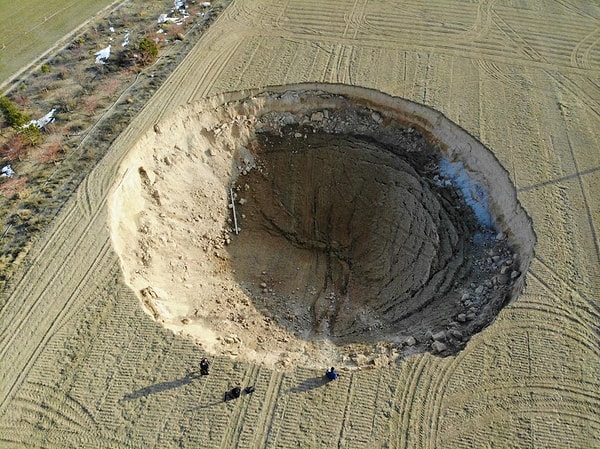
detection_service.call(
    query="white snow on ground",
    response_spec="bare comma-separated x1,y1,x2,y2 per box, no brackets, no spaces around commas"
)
1,165,15,178
200,2,211,6
95,45,111,64
28,108,56,129
437,158,493,228
122,31,130,47
158,13,188,25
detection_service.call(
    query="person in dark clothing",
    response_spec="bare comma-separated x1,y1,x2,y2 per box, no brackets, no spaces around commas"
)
200,358,209,376
326,367,339,380
224,386,242,401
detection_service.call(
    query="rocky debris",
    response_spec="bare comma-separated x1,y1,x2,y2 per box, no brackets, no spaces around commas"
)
350,353,370,366
432,331,446,341
140,286,162,320
405,336,417,346
449,329,463,340
432,341,447,353
221,334,242,344
495,274,510,285
310,111,324,122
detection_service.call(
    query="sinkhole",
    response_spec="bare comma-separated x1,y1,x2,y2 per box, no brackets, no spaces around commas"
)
109,84,535,369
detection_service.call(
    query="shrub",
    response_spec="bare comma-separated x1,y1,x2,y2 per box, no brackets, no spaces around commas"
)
0,176,28,199
1,134,28,160
20,125,42,146
80,94,99,116
98,77,121,97
136,36,159,66
41,64,51,74
0,96,31,128
36,139,64,164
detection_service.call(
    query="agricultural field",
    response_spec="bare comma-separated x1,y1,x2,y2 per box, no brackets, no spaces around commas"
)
0,0,119,86
1,0,599,448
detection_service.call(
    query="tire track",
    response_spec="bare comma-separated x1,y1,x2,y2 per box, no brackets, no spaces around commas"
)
528,257,600,319
433,338,600,447
554,0,600,21
393,356,429,449
570,28,600,69
491,10,548,64
342,0,368,41
236,368,284,448
427,347,487,449
219,363,261,448
0,207,112,353
9,394,96,434
235,0,599,76
475,59,533,90
0,236,113,414
500,318,600,360
339,369,389,446
189,38,244,101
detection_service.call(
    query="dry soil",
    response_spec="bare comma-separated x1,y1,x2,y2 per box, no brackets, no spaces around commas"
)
1,1,599,448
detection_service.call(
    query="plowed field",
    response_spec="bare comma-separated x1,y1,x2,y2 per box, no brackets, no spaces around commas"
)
1,1,598,448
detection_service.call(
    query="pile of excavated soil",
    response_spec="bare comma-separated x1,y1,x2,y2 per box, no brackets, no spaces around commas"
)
109,86,533,370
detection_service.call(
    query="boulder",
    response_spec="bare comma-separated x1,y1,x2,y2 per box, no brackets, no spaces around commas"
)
432,331,446,341
432,341,447,353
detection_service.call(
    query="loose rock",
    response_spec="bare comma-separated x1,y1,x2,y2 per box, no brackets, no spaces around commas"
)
432,341,447,353
432,331,446,341
405,336,417,346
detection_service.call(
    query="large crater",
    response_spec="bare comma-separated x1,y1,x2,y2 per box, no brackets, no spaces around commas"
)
109,84,535,369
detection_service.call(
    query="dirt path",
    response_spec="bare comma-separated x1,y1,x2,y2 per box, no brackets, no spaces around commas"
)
1,0,599,448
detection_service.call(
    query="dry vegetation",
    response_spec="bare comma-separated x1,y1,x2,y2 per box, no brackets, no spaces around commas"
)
0,0,229,295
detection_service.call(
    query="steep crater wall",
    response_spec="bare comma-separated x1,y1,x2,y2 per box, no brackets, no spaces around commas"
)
109,84,535,369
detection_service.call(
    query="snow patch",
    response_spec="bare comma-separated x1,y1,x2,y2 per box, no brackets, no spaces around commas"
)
28,109,56,129
1,165,15,178
438,158,493,228
122,31,130,47
94,45,111,64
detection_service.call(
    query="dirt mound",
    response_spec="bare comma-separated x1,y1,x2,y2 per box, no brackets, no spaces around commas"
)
108,84,535,369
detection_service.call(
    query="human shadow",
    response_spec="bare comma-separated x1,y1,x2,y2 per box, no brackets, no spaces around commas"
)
287,375,329,393
121,373,199,402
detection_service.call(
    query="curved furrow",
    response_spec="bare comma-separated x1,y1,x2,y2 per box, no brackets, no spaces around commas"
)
0,237,113,413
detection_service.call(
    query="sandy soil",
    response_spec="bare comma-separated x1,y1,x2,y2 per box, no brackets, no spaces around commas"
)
1,1,599,448
109,87,532,370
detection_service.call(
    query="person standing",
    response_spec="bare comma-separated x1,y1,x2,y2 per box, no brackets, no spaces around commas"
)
200,357,210,376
